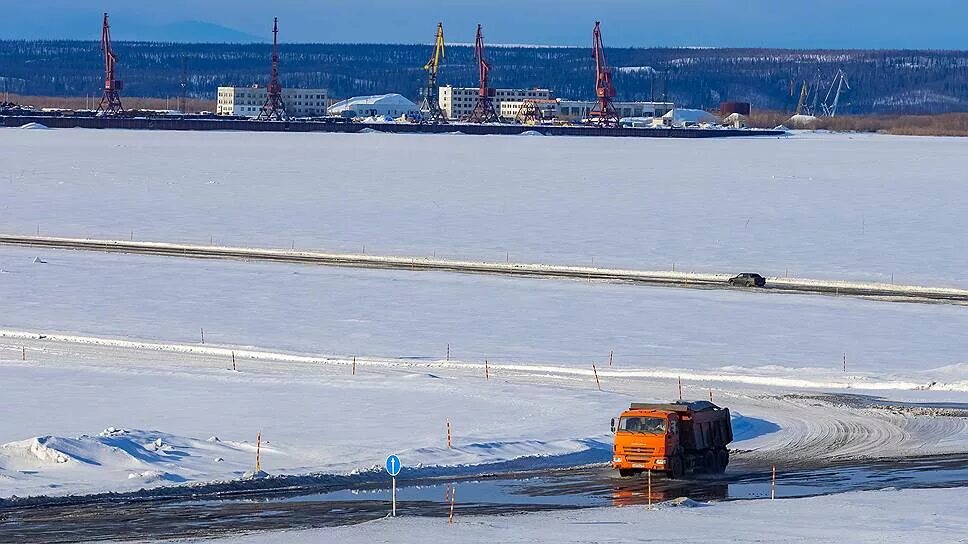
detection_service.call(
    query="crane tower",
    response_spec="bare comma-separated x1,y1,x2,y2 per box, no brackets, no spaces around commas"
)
466,24,498,123
420,23,448,123
589,22,618,127
96,13,124,116
257,17,288,121
821,69,850,117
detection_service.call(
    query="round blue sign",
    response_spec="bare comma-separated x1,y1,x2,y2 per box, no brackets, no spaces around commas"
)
386,454,402,476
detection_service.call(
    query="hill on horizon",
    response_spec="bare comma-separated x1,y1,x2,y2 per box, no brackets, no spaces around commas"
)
1,41,966,115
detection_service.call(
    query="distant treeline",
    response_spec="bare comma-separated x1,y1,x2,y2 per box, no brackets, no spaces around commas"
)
1,41,967,114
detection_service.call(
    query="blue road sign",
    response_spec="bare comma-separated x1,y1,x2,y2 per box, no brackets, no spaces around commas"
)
386,454,402,477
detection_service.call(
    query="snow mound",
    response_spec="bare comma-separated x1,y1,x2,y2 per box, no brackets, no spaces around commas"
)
662,108,719,125
664,496,705,508
519,130,544,136
18,122,49,130
785,114,819,129
127,470,186,483
358,128,384,134
1,437,73,465
731,413,782,442
242,469,270,480
0,429,267,498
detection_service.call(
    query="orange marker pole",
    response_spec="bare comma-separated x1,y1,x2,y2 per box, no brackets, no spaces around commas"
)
256,431,262,472
593,364,601,391
232,351,237,371
709,389,713,402
485,359,489,380
353,356,357,376
678,377,683,401
609,350,613,367
447,419,452,449
22,347,26,361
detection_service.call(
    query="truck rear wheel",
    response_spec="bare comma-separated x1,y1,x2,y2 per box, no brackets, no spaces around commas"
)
702,451,717,473
669,456,684,479
715,449,729,473
618,469,637,477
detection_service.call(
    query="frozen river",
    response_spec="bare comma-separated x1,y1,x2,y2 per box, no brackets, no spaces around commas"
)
2,129,966,286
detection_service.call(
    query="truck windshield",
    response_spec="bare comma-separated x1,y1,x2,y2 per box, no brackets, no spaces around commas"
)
618,416,667,434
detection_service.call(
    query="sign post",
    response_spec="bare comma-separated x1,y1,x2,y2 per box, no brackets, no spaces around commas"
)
386,454,402,517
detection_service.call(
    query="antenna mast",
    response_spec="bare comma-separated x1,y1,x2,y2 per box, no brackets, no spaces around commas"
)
179,56,188,113
258,17,288,121
96,13,124,115
589,22,618,127
420,23,448,123
466,24,498,123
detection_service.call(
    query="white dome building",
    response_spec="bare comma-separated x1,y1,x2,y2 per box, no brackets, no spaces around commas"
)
327,93,419,119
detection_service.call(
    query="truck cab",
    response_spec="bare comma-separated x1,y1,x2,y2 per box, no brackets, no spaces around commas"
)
611,401,732,478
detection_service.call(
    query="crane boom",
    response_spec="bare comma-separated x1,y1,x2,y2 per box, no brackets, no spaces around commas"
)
822,69,850,117
794,81,809,116
424,23,445,80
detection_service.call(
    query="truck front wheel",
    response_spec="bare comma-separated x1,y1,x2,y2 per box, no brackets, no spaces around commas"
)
618,469,637,477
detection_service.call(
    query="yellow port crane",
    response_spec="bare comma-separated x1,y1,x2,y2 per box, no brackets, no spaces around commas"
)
420,22,447,123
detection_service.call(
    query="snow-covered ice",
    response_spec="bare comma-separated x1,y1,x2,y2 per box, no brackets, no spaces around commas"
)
1,130,967,286
1,246,967,382
2,332,967,498
1,127,966,542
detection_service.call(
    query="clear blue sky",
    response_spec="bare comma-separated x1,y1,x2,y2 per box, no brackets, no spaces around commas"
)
1,0,966,49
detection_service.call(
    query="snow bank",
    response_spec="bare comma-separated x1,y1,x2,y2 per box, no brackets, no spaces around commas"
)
785,114,819,128
0,429,262,494
17,122,48,130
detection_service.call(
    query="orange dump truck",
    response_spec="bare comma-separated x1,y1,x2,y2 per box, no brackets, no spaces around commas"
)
611,401,733,478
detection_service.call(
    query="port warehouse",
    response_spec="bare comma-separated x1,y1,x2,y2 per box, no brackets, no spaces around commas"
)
216,84,675,123
216,87,334,117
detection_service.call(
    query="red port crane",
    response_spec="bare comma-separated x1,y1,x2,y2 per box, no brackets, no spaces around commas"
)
466,24,498,123
589,21,618,127
96,13,124,115
257,17,288,121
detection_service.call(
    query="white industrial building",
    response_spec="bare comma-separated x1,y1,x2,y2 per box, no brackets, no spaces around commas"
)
327,94,420,119
439,86,553,120
557,100,674,121
216,86,334,117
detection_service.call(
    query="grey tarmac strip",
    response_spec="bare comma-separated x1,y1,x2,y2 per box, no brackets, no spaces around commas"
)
2,234,968,305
